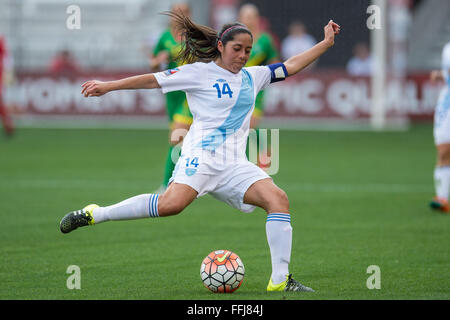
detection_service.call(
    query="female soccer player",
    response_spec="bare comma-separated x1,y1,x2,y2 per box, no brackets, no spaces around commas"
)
430,41,450,213
60,12,340,292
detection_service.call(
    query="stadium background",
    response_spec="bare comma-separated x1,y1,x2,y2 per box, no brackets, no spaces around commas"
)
0,0,447,129
1,0,450,301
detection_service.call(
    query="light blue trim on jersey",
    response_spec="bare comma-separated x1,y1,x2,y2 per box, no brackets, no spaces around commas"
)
199,69,254,151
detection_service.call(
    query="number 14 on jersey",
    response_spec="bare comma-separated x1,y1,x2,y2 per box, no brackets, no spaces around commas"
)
213,83,233,98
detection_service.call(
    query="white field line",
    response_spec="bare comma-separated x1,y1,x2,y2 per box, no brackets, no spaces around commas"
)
285,182,432,193
0,178,432,193
13,115,410,132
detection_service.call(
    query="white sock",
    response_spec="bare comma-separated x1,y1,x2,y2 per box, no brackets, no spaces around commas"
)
266,213,292,285
434,167,450,200
92,194,159,224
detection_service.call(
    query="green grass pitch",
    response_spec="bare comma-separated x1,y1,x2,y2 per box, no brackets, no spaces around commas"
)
1,124,449,300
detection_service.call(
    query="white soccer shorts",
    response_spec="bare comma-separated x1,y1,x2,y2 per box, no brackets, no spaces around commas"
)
169,157,271,213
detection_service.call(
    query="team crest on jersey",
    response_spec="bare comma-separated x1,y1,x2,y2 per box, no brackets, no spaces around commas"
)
185,168,197,176
164,68,180,76
216,78,227,83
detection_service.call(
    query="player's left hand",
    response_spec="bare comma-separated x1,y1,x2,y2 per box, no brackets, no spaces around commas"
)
324,20,341,47
81,80,110,97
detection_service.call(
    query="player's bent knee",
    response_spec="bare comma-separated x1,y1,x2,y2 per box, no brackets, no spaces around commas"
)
278,189,290,210
267,188,290,213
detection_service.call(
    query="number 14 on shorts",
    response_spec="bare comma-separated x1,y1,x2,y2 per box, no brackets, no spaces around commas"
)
185,157,199,168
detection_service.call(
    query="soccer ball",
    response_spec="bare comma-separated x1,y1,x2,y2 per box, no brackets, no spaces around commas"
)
200,250,245,293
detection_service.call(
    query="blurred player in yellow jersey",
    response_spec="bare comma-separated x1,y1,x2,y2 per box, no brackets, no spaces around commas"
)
239,4,280,168
150,3,193,192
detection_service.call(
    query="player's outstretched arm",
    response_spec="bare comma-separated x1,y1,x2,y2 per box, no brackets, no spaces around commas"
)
81,73,161,97
284,20,340,77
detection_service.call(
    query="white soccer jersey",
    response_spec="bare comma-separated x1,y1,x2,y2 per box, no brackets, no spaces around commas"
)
154,61,285,174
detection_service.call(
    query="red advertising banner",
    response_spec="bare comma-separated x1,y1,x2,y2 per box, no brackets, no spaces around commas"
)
263,71,439,121
4,70,441,122
5,72,167,117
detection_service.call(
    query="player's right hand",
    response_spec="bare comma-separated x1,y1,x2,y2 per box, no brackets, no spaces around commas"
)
81,80,110,97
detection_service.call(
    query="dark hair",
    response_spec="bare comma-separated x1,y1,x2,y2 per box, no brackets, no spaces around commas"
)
163,11,253,64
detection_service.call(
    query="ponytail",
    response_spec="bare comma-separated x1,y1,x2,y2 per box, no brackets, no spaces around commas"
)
163,11,252,64
162,11,219,64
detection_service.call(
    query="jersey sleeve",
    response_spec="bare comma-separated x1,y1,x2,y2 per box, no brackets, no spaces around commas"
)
154,62,206,94
245,66,271,92
246,63,288,92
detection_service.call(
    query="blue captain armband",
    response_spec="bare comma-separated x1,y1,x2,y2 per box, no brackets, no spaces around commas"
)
268,63,288,83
